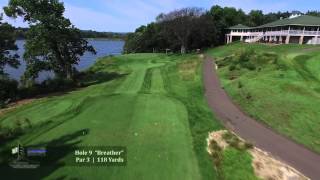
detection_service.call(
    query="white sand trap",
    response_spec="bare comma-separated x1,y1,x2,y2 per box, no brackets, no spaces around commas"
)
207,130,309,180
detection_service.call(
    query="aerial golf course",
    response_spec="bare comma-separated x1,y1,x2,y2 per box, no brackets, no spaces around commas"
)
2,43,320,180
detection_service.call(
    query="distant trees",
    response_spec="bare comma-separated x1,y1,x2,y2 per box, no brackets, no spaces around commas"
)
4,0,96,84
0,15,19,77
247,10,264,27
80,30,127,39
124,23,168,53
125,6,312,54
156,7,204,54
125,7,218,54
208,6,247,45
12,28,127,40
0,15,19,106
306,11,320,17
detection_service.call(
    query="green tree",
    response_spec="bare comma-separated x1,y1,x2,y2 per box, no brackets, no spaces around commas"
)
4,0,96,83
306,11,320,17
208,6,247,45
222,7,247,27
247,10,264,27
0,15,19,77
157,7,204,54
0,15,19,107
124,22,169,53
189,14,217,49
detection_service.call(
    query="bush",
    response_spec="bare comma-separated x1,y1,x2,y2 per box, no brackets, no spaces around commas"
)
18,77,77,98
242,62,256,71
0,77,18,107
229,64,236,71
237,49,254,63
23,118,32,128
244,142,254,149
0,126,14,140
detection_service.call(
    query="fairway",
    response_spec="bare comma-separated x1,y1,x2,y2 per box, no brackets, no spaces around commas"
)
0,54,221,179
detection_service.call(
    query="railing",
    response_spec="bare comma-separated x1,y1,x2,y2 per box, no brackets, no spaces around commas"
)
265,31,288,36
245,34,264,43
289,30,319,36
230,30,320,37
230,32,263,36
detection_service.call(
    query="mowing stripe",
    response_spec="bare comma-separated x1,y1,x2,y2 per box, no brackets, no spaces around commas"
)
115,68,146,94
150,69,166,94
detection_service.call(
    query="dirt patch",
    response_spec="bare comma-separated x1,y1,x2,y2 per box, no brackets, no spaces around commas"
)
207,130,309,180
251,148,308,180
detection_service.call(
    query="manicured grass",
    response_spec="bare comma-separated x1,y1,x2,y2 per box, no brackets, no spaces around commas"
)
0,53,222,179
207,42,320,153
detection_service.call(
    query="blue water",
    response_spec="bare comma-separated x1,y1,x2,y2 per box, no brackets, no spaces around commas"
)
5,39,124,82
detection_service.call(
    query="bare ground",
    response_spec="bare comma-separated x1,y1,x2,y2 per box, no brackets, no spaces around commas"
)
208,130,309,180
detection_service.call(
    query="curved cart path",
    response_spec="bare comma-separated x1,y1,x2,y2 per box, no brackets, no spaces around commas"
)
203,56,320,180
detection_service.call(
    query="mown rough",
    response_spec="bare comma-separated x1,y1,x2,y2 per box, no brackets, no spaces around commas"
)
207,42,320,153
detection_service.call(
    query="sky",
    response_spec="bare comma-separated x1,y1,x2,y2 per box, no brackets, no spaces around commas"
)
0,0,319,32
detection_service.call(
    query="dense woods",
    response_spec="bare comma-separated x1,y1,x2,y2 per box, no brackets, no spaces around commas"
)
125,6,320,53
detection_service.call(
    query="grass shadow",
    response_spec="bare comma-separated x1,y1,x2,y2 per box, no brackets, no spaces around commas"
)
76,71,127,87
0,129,89,180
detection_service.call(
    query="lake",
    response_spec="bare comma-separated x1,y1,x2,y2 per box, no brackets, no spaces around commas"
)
5,39,125,82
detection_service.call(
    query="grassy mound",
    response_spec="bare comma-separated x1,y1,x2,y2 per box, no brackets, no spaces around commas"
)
207,42,320,153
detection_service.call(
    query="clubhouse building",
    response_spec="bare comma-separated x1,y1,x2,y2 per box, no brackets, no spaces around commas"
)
226,15,320,45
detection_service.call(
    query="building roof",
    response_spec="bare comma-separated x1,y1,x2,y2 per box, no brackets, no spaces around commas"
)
257,15,320,28
228,24,251,29
228,15,320,29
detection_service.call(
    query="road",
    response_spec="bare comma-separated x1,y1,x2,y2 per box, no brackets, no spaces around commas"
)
203,55,320,180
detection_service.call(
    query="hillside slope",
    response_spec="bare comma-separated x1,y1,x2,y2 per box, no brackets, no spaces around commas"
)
207,43,320,153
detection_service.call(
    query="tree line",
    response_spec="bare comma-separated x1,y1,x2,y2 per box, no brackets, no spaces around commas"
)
124,6,320,53
14,27,127,40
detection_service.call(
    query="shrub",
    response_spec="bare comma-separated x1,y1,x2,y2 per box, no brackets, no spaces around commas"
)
0,127,13,140
18,77,77,98
244,142,254,149
229,64,236,71
0,77,18,107
246,93,252,100
13,119,23,135
222,131,233,140
23,118,32,128
238,81,243,89
243,62,256,71
237,49,254,63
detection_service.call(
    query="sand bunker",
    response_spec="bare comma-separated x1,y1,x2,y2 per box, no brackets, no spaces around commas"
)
207,130,309,180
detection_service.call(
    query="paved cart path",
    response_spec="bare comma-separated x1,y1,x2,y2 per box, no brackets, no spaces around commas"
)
203,55,320,180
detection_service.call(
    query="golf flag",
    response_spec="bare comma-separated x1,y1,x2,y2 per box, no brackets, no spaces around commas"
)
12,147,18,154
